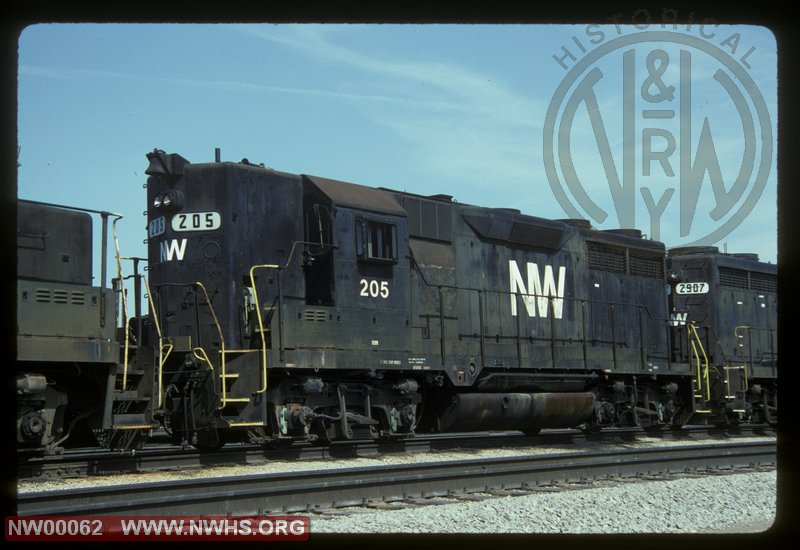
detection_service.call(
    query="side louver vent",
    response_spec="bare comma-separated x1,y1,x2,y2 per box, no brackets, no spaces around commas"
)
304,310,327,322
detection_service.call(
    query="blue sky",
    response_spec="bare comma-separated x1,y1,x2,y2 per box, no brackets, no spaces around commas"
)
17,23,778,289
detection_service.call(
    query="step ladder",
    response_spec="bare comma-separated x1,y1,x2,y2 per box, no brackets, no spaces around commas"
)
143,264,280,429
112,329,157,432
192,267,280,428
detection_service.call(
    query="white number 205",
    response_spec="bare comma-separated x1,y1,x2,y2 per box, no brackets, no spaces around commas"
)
360,279,389,299
171,211,221,232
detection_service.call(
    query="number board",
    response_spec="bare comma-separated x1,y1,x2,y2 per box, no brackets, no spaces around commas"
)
675,282,709,295
171,212,222,232
148,216,166,238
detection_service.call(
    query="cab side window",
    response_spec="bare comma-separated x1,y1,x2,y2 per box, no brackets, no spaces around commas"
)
356,217,397,263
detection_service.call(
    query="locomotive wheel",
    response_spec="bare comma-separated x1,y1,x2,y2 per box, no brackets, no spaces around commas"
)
192,427,224,451
266,439,295,450
309,419,332,446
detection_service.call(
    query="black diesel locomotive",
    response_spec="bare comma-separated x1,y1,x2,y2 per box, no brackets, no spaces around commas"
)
15,149,778,452
140,149,778,448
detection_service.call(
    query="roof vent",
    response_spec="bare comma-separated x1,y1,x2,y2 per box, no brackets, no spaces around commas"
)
428,194,453,202
558,219,592,229
603,228,643,238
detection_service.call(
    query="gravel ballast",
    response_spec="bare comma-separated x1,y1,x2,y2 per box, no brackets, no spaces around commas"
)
17,436,777,534
17,435,774,494
308,470,776,534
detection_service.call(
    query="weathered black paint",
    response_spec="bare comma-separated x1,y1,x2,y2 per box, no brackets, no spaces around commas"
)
141,151,777,440
17,151,779,453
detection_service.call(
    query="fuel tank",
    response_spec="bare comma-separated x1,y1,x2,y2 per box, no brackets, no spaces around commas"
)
435,392,595,432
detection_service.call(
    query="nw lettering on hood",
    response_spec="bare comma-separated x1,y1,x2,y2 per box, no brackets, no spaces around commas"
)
509,260,566,319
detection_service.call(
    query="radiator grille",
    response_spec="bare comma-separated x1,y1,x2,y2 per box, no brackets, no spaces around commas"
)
718,267,749,289
587,242,626,273
718,267,777,292
629,253,664,279
749,272,777,292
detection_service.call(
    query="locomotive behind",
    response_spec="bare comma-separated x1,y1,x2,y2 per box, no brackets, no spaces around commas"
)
16,201,154,453
140,149,778,449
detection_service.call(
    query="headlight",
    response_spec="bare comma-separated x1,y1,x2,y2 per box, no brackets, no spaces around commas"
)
152,190,182,211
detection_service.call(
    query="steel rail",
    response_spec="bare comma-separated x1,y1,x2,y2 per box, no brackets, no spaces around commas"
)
18,430,556,480
16,440,776,517
18,425,774,481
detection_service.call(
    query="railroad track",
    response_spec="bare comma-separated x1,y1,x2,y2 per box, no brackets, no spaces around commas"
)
18,424,772,480
16,439,776,517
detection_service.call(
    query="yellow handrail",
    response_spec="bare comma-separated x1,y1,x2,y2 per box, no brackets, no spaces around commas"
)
688,323,711,402
143,275,172,409
194,282,225,347
689,337,700,391
192,282,234,407
143,276,162,336
193,347,215,373
110,215,131,389
249,264,280,394
158,343,174,408
144,273,278,410
122,317,132,389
